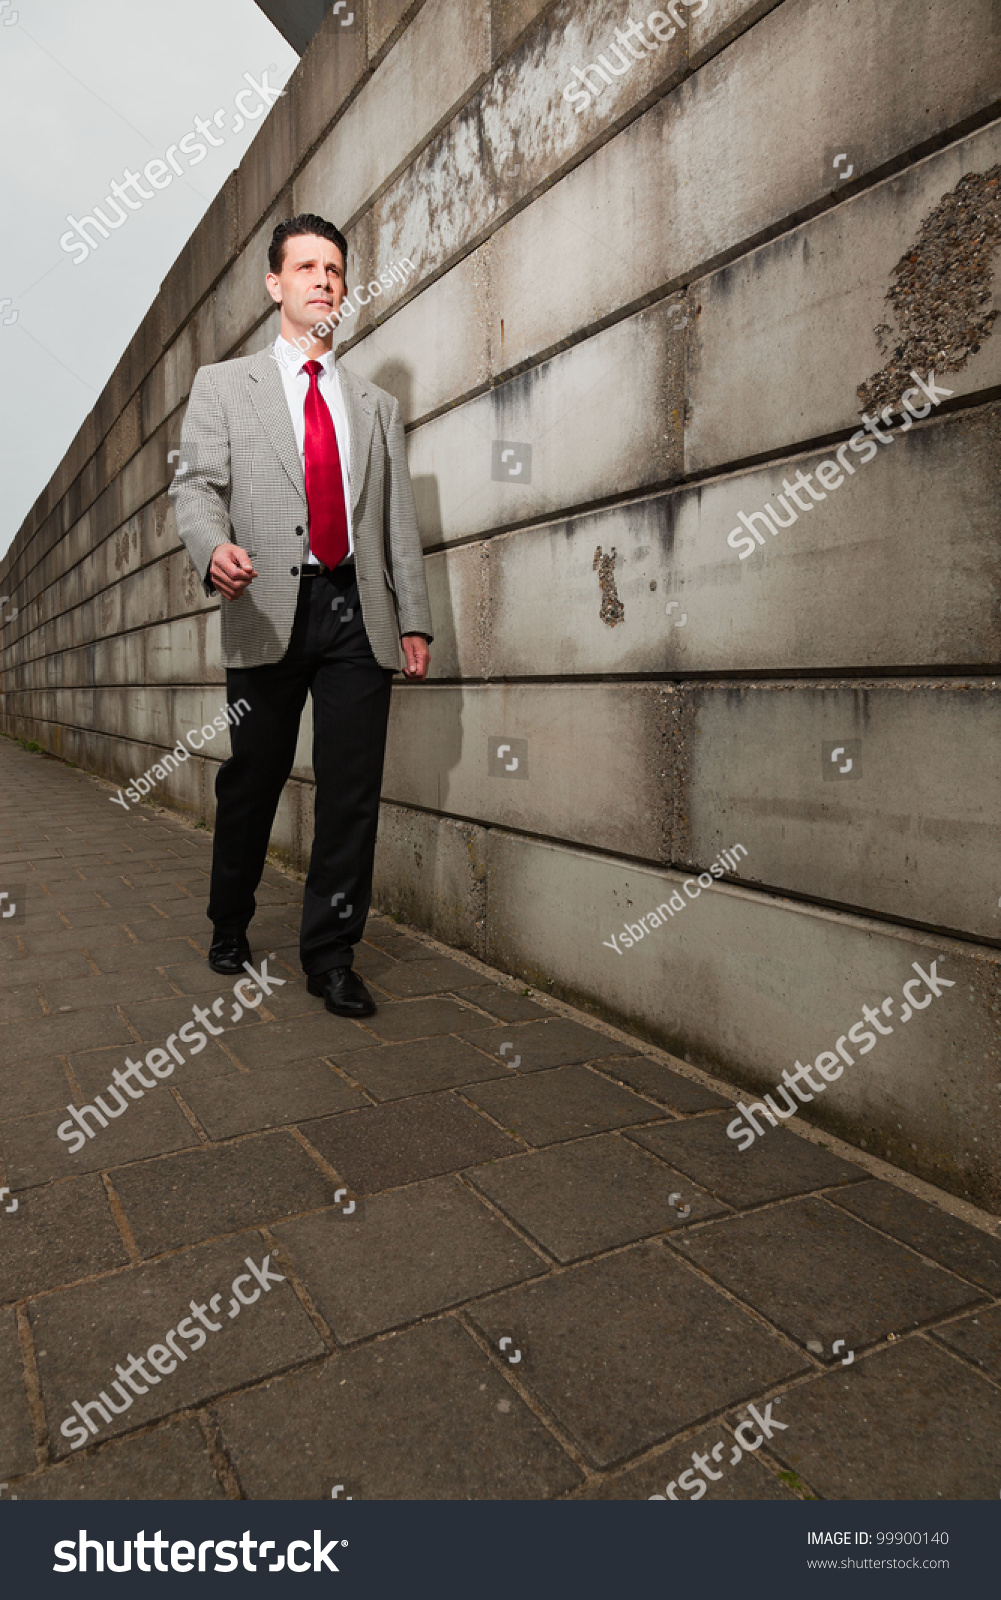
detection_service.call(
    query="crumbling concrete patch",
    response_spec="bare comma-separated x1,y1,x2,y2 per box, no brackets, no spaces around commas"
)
858,165,1001,414
593,544,624,627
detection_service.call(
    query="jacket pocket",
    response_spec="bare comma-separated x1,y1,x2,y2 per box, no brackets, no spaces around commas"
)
383,567,397,595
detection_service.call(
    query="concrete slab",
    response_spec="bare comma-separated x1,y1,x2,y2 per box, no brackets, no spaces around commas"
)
274,1175,545,1341
30,1231,326,1460
214,1319,583,1499
468,1131,728,1262
466,1241,808,1468
763,1338,1001,1500
301,1091,521,1193
110,1131,343,1257
673,1196,985,1358
462,1064,664,1147
0,1174,128,1304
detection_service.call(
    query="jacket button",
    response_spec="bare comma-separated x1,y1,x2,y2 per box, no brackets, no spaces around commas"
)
291,566,299,576
295,526,304,535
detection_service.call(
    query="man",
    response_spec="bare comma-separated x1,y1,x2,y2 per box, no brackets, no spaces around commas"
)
169,213,432,1017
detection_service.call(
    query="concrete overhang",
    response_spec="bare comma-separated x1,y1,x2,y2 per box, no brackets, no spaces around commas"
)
252,0,340,55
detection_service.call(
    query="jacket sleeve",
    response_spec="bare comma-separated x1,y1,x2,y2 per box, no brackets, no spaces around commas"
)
384,397,434,641
167,367,234,594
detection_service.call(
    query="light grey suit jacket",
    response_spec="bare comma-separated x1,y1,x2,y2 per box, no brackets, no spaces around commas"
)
168,349,433,671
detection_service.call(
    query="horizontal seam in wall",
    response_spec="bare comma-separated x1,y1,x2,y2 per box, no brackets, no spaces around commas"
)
376,801,1001,957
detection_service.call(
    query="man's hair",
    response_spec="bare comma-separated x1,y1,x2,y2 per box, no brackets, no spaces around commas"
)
268,213,348,275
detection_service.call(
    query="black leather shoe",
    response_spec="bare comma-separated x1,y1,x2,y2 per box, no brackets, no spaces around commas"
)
208,930,252,975
307,966,376,1018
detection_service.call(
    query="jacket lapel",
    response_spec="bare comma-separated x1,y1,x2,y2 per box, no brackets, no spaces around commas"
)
338,362,377,515
248,348,305,500
247,347,377,516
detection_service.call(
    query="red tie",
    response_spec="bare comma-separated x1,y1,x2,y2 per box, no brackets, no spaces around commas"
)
302,359,349,569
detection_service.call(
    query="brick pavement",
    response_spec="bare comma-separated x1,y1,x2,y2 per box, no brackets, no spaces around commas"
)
1,736,1000,1501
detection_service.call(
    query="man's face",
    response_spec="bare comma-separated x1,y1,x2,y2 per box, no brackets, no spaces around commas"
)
266,233,347,341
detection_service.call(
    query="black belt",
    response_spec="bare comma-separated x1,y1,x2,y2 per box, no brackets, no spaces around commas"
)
300,560,354,579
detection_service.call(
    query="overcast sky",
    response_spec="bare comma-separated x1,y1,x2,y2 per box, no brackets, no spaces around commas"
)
0,0,298,559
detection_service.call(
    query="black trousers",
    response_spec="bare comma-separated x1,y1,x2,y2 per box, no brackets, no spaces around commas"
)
207,567,394,974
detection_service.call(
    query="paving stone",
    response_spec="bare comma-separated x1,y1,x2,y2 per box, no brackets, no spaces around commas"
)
594,1057,732,1115
39,969,177,1014
0,1174,129,1303
24,864,87,885
370,955,483,996
302,1093,520,1193
0,1306,36,1480
30,1230,326,1459
84,938,191,971
828,1180,1001,1295
178,1061,368,1140
0,1058,73,1121
359,923,437,962
0,1007,137,1069
1,1093,201,1191
337,1035,508,1102
762,1337,1001,1499
576,1421,799,1500
275,1176,546,1342
453,986,551,1023
455,1018,640,1073
41,883,129,908
352,944,399,979
626,1113,866,1208
116,876,193,899
930,1304,1001,1381
68,1040,236,1100
363,997,482,1042
21,930,129,961
214,1318,582,1499
0,947,94,985
119,994,263,1045
160,959,237,995
227,1010,379,1070
9,1416,227,1498
467,1242,807,1469
60,905,172,932
467,1133,727,1262
673,1197,984,1355
463,1066,664,1147
124,917,214,947
112,1130,341,1256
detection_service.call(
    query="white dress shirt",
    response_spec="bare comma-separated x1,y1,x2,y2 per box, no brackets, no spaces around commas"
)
274,334,354,565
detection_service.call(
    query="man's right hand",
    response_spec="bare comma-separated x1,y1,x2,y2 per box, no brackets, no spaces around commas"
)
209,544,258,600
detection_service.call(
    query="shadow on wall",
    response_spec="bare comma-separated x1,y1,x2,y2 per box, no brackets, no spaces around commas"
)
370,355,464,817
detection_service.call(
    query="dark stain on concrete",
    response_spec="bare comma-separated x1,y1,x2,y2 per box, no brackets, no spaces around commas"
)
858,165,1001,414
592,545,624,627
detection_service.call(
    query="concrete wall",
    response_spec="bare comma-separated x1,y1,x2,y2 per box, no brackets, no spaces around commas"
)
2,0,999,1209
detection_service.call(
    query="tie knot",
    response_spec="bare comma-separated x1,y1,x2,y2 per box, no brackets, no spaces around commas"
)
303,359,322,378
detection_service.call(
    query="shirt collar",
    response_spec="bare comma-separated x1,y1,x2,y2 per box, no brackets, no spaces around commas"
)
274,334,337,377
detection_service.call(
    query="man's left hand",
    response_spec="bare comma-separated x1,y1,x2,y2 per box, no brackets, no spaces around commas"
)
401,635,430,681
